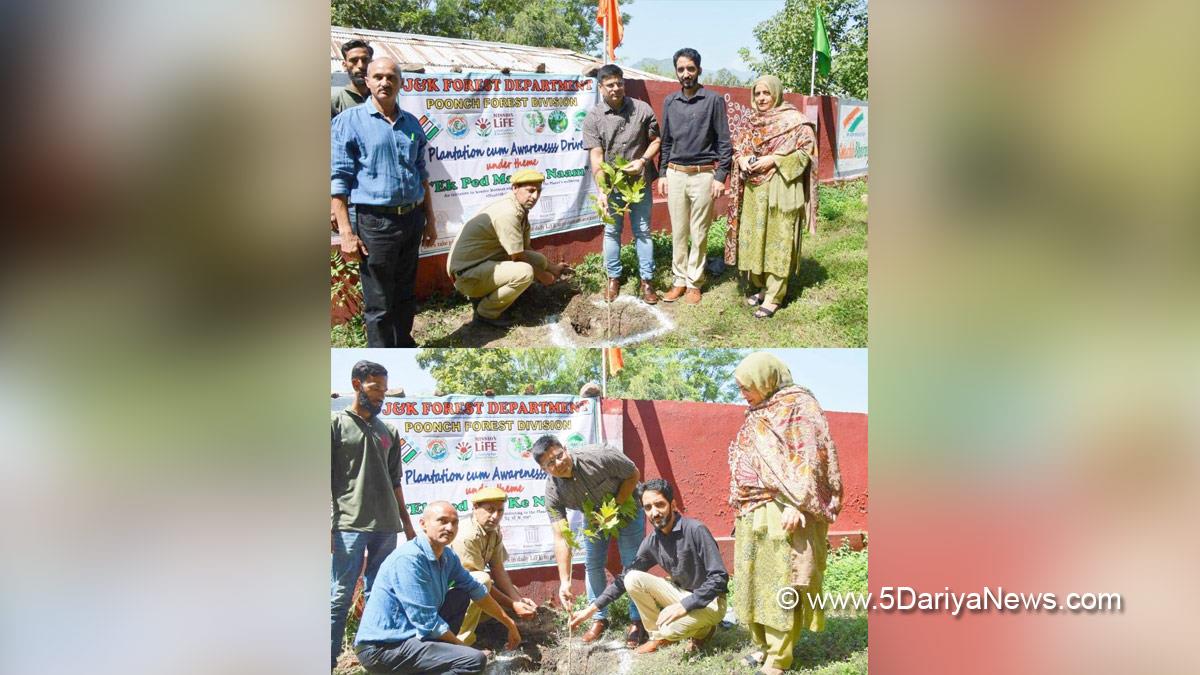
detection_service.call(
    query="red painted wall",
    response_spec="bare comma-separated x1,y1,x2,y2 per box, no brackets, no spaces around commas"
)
507,397,868,603
330,85,845,311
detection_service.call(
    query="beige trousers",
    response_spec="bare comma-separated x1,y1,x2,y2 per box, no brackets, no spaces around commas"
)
666,168,715,289
452,253,547,319
749,271,788,307
625,569,725,642
456,571,494,646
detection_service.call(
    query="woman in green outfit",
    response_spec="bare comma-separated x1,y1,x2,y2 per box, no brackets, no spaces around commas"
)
728,76,818,319
728,352,843,674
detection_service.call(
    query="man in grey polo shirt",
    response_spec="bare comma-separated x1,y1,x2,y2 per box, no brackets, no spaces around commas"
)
657,47,732,305
582,64,662,305
532,435,649,647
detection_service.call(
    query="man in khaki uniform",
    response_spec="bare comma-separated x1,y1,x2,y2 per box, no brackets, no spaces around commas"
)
451,487,539,645
446,170,571,328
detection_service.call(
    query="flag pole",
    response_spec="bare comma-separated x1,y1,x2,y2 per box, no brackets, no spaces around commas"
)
810,45,817,96
601,349,608,398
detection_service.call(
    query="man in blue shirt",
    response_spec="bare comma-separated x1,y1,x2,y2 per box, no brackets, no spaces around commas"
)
354,501,521,674
332,56,437,348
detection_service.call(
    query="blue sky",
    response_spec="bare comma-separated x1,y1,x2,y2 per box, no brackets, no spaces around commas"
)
616,0,785,73
330,348,866,412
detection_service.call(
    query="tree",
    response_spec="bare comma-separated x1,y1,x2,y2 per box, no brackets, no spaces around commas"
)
331,0,635,56
738,0,868,99
415,348,744,403
702,68,750,88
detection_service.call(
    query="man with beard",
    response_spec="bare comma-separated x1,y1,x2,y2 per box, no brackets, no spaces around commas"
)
657,47,732,305
332,39,372,118
354,501,520,674
568,479,729,655
450,487,539,645
582,63,661,304
330,360,417,669
332,57,437,347
532,435,648,647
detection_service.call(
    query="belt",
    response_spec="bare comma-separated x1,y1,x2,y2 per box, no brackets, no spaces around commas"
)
356,202,419,215
667,163,715,174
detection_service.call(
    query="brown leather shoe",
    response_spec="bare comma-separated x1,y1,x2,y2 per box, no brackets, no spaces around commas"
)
635,638,666,654
684,287,702,304
580,619,608,644
640,280,659,304
625,621,648,648
605,277,621,302
662,285,687,302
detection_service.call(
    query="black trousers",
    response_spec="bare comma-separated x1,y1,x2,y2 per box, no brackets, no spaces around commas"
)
354,207,425,348
355,588,480,674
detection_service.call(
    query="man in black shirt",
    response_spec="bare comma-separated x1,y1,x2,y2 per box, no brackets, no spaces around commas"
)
657,47,733,305
568,478,728,655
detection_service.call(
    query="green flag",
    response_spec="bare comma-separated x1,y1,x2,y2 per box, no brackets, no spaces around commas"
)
814,8,832,76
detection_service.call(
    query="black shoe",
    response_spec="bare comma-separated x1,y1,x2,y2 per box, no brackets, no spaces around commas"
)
473,311,513,328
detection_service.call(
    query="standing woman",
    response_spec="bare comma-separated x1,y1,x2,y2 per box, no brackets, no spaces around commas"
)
728,352,842,674
728,76,817,319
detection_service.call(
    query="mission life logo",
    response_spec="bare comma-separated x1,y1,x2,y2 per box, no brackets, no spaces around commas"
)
455,435,500,461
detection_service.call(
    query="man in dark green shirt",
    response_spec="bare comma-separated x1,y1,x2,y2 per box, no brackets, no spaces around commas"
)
330,359,417,668
331,39,373,119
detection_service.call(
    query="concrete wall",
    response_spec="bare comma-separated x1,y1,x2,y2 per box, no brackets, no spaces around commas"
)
331,85,847,310
507,397,868,604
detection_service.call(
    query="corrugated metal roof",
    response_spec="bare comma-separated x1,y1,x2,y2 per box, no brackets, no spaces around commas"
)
331,26,674,81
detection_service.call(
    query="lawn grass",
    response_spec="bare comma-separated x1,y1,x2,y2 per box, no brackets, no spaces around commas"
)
334,546,868,674
330,179,866,348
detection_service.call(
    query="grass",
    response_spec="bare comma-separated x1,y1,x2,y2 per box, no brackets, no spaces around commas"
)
334,547,868,674
330,179,867,348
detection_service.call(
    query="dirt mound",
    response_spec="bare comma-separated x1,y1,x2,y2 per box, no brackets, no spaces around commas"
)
556,296,666,346
475,604,626,674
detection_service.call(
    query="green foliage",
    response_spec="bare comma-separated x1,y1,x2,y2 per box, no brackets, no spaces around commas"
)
823,542,868,597
416,347,744,402
702,68,751,88
739,0,868,99
332,0,636,55
590,156,647,226
579,495,639,541
817,179,868,222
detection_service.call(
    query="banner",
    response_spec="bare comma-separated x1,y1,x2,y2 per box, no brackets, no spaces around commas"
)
333,395,601,568
394,73,603,257
835,98,869,179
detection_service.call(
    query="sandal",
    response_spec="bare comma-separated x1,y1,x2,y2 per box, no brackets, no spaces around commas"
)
745,292,764,306
753,306,777,319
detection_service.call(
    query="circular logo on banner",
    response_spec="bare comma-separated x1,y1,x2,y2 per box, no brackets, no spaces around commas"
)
508,434,533,460
573,109,588,131
455,440,474,461
522,111,546,134
446,115,470,138
565,432,586,449
426,438,449,461
474,116,493,137
547,110,569,133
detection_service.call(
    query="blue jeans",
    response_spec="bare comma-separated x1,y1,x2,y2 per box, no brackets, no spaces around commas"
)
332,530,398,668
603,184,655,280
584,508,646,621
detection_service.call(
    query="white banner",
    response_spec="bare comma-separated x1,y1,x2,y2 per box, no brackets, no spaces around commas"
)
333,394,600,568
834,98,868,179
395,73,603,257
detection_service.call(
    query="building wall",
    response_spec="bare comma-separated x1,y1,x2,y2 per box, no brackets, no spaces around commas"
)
507,397,868,604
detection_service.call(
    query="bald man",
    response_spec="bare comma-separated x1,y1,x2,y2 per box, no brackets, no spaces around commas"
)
332,57,437,348
353,501,520,674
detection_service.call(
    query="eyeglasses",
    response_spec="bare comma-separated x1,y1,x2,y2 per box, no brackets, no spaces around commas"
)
540,448,567,470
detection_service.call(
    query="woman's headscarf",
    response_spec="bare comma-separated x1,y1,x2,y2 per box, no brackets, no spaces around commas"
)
724,76,819,264
734,351,795,402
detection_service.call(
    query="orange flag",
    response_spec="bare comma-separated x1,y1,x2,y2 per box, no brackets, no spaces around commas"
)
596,0,623,62
607,347,624,376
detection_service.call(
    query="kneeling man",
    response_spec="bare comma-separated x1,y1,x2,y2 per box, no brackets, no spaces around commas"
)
446,170,571,328
354,501,520,674
451,487,539,645
569,479,728,654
